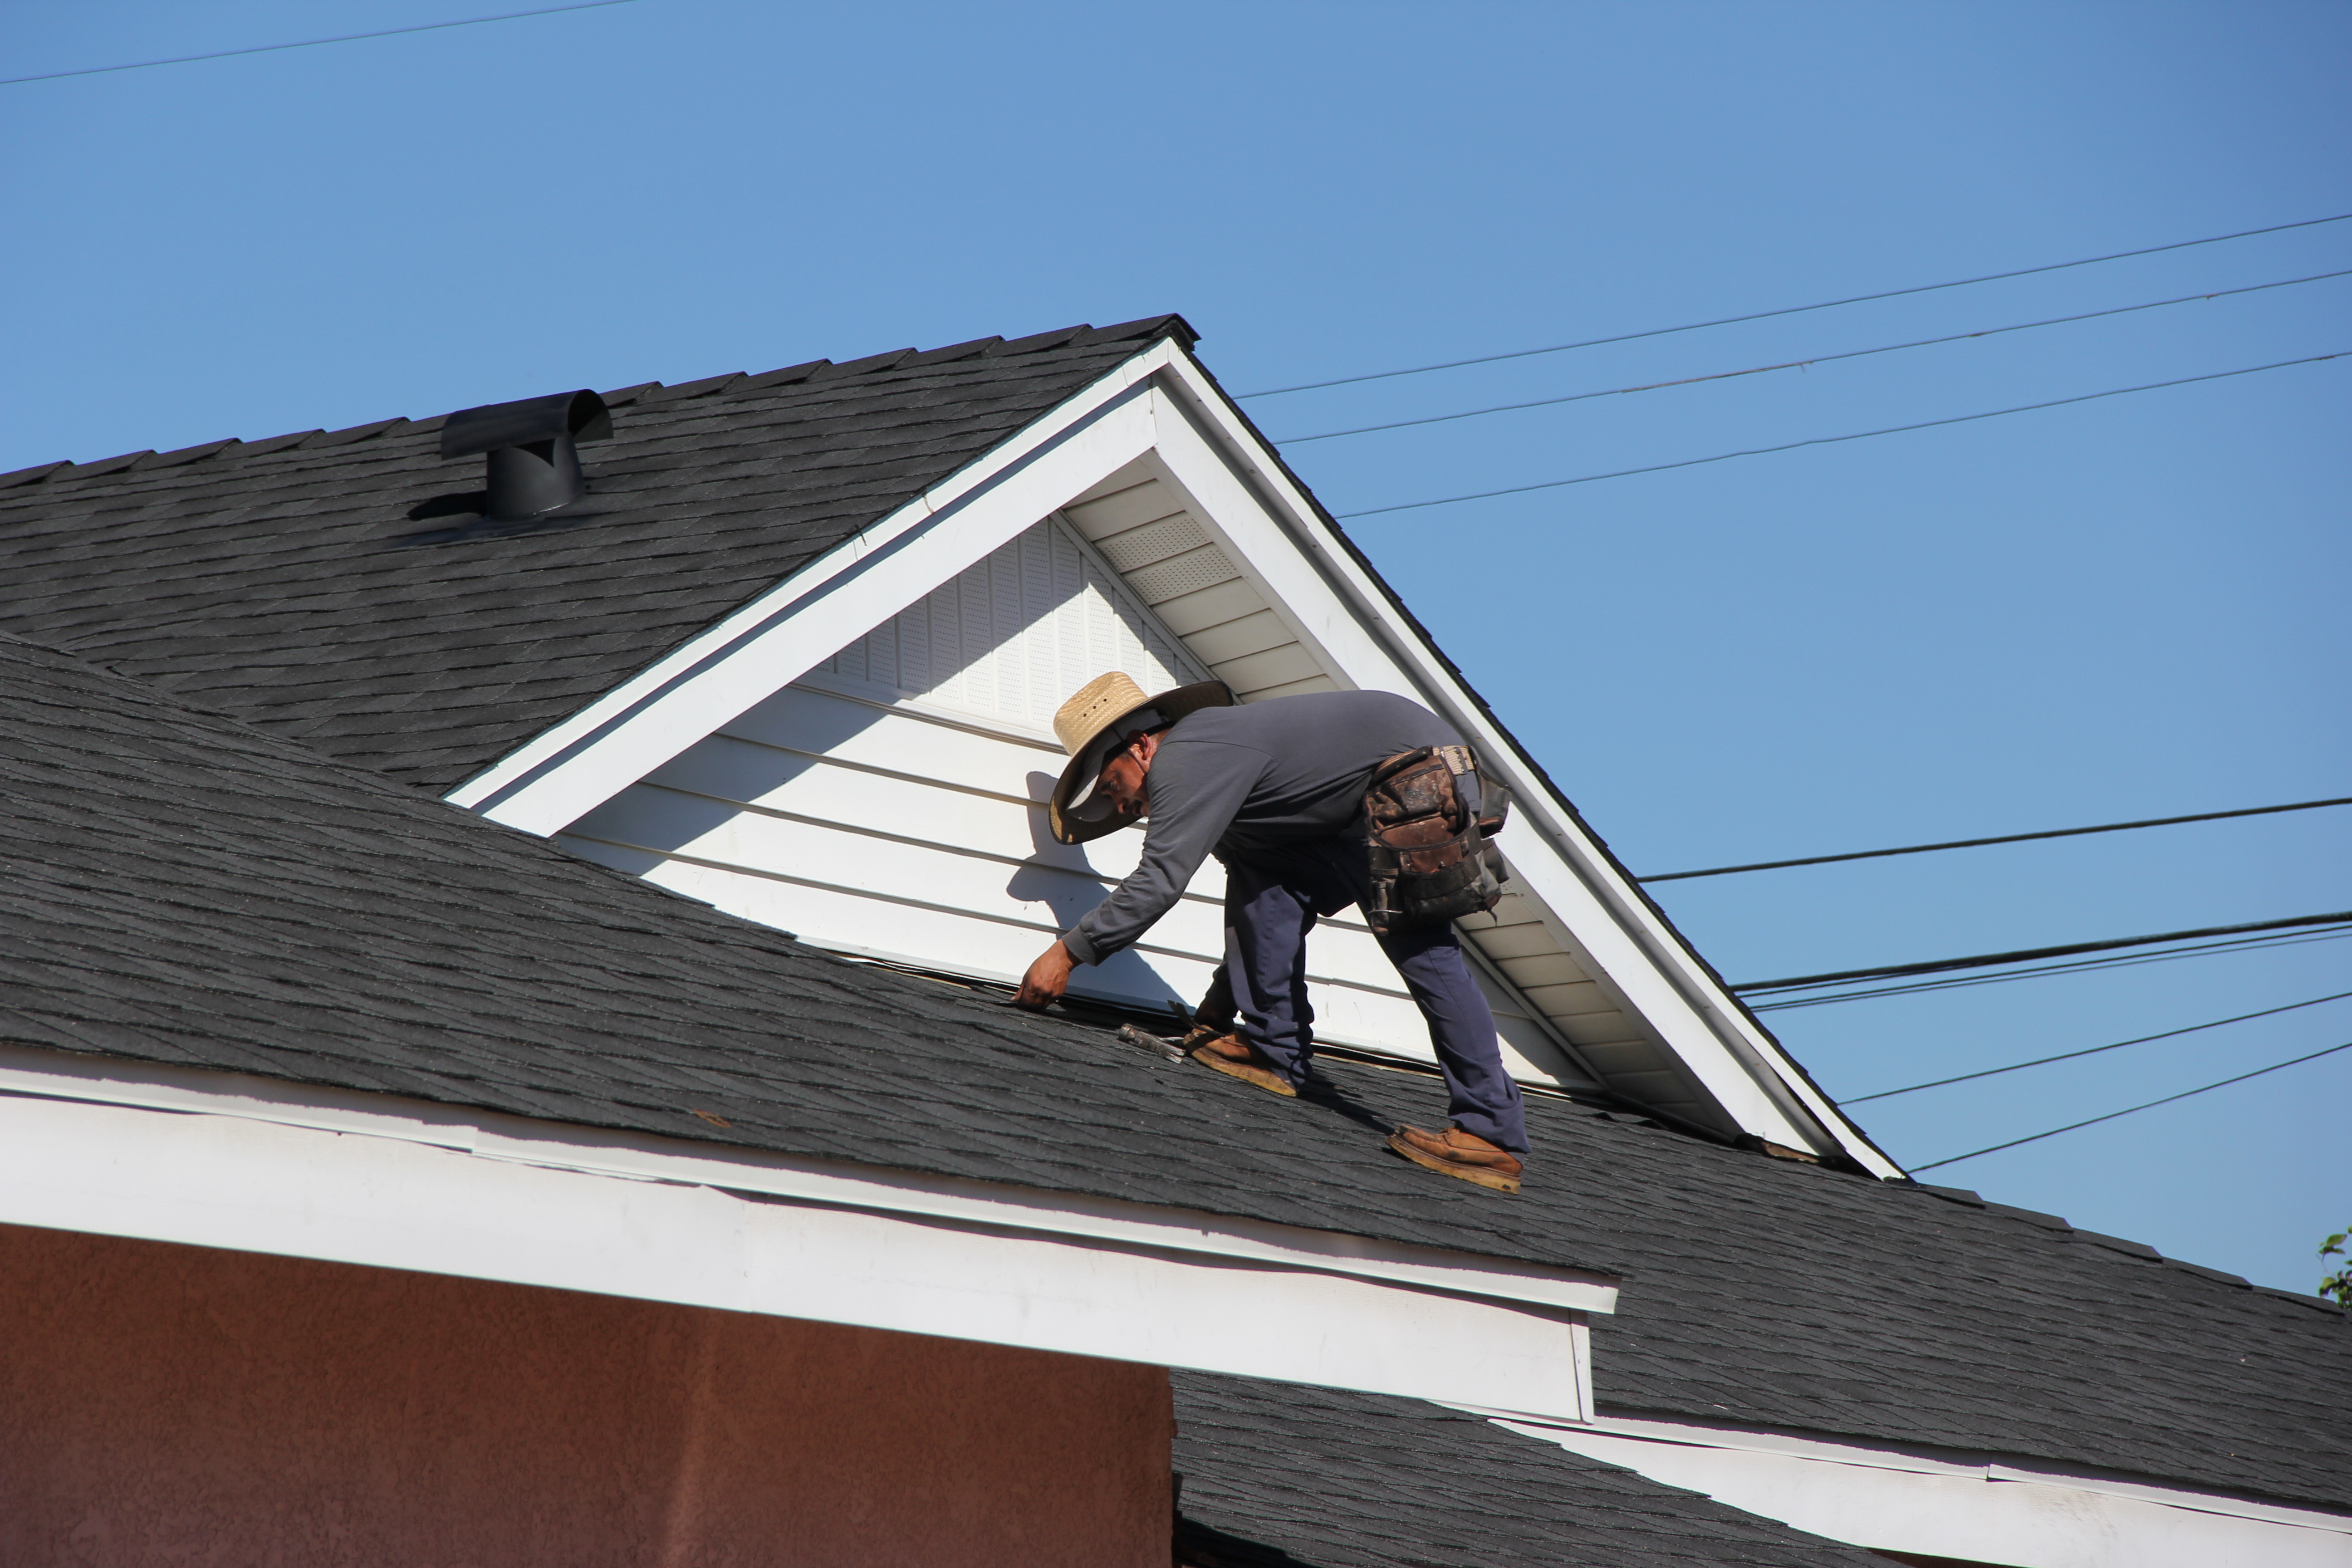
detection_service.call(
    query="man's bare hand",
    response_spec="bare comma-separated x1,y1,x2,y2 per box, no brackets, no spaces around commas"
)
1015,940,1077,1009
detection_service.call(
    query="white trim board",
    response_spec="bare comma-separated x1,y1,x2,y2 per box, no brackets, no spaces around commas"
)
0,1044,1612,1426
1490,1411,2352,1567
445,345,1178,833
437,337,1893,1172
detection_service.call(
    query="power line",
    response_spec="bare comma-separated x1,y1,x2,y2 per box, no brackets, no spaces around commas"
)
1237,212,2352,398
1845,990,2352,1102
0,1,638,87
1909,1039,2352,1171
1642,794,2352,883
1731,910,2352,995
1748,926,2352,1011
1332,351,2347,518
1277,269,2352,445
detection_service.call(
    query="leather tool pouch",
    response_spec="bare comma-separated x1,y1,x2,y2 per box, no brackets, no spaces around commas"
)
1363,744,1511,935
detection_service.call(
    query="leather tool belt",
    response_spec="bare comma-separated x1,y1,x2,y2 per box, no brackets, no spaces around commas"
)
1363,743,1511,934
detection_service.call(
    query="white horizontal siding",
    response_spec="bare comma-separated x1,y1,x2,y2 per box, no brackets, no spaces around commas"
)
561,682,1578,1081
552,515,1579,1083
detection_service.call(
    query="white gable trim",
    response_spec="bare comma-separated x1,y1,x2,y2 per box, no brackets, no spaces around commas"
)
446,341,1182,832
1493,1411,2352,1566
440,337,1893,1171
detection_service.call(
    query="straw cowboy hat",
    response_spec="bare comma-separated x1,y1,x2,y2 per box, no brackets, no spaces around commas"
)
1048,671,1234,844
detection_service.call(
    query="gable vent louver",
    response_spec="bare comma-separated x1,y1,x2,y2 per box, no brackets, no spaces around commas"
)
438,389,613,520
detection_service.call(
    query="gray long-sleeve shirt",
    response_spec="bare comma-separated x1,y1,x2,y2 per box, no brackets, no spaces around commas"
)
1060,690,1463,965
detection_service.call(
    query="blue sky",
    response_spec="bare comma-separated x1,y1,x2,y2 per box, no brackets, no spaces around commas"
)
4,1,2346,1294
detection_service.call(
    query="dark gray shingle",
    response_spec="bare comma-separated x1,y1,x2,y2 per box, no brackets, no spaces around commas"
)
2,631,2346,1514
1173,1373,1891,1568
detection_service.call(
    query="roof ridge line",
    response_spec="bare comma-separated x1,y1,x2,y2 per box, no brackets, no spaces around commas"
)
0,315,1198,487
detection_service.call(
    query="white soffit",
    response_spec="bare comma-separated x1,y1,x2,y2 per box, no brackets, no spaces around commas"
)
0,1048,1611,1423
1495,1413,2352,1568
439,337,1893,1172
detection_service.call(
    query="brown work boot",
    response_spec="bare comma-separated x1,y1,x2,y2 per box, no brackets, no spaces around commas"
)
1386,1122,1523,1193
1188,1033,1298,1098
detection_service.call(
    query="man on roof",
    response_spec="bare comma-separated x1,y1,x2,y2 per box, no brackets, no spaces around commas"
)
1015,671,1530,1193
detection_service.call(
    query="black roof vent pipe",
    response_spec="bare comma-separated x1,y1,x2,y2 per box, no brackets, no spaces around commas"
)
439,389,612,520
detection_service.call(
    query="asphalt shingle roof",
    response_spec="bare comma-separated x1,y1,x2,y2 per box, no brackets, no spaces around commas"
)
4,630,2347,1515
0,318,1191,792
1172,1373,1889,1568
0,311,1895,1181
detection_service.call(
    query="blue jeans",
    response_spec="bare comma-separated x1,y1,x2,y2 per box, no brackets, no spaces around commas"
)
1198,835,1529,1155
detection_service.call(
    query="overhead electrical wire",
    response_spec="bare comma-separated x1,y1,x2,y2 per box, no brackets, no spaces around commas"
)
1238,211,2352,398
1278,269,2352,444
1732,909,2352,996
1844,989,2352,1102
1747,926,2352,1011
1641,794,2352,883
1908,1039,2352,1171
0,1,638,87
1332,351,2347,518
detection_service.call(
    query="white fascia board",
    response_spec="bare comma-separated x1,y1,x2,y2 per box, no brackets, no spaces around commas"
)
1492,1412,2352,1567
0,1044,1616,1319
0,1088,1596,1422
1137,364,1894,1172
445,342,1183,836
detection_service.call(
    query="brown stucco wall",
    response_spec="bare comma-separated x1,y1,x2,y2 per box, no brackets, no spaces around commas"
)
0,1222,1172,1567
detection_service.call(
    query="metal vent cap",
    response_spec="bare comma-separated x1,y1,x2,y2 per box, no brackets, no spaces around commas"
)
439,389,612,519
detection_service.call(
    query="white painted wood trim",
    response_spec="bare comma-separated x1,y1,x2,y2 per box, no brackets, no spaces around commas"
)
0,1044,1617,1317
0,1088,1594,1422
1138,361,1899,1176
1567,1317,1596,1426
446,342,1182,833
1490,1412,2352,1566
